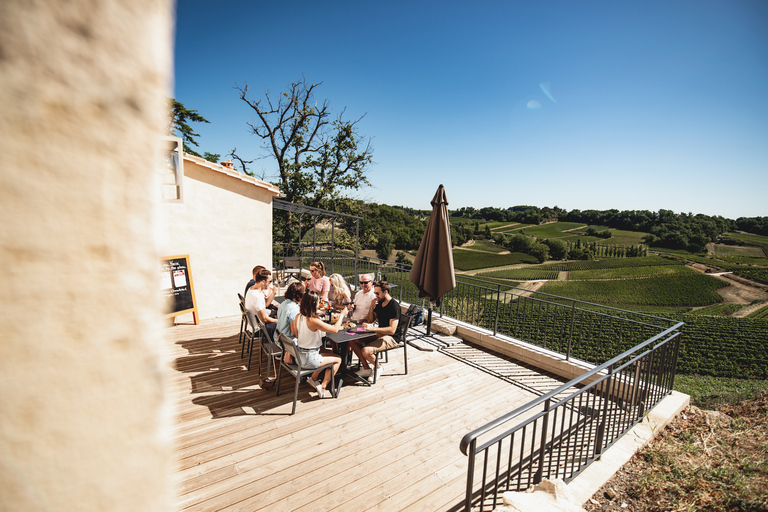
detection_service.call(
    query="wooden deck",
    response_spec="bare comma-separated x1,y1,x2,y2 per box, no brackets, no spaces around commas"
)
166,316,570,512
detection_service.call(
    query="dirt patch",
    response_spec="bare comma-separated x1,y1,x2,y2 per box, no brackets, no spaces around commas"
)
584,395,768,512
688,264,768,306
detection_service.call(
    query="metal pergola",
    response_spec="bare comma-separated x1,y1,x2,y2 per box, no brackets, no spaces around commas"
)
272,198,363,278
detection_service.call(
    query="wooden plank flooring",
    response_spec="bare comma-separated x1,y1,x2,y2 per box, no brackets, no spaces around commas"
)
166,316,569,512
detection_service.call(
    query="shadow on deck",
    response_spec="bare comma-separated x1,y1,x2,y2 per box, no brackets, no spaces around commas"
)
166,316,575,512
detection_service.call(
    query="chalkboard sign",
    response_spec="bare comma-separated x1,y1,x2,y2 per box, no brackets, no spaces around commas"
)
161,254,199,324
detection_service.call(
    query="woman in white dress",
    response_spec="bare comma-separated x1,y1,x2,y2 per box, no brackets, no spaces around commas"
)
290,290,343,398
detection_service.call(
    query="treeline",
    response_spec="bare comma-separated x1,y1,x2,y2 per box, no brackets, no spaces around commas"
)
452,205,768,253
486,233,647,263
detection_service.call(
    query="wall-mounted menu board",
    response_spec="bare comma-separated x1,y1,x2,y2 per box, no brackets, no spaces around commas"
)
161,254,199,324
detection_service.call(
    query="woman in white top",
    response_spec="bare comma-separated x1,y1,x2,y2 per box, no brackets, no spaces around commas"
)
290,290,344,398
328,273,352,311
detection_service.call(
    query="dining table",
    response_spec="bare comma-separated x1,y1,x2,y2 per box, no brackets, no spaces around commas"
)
325,326,378,397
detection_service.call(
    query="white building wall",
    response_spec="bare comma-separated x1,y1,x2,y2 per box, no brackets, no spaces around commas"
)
160,155,280,320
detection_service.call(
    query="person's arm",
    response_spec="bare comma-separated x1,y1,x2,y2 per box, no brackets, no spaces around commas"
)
308,313,344,333
290,315,299,336
264,284,277,307
258,308,277,324
365,297,378,324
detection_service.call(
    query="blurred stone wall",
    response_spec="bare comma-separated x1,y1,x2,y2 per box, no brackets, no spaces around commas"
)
0,1,173,511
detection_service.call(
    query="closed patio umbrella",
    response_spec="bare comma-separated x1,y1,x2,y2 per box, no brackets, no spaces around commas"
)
409,184,456,335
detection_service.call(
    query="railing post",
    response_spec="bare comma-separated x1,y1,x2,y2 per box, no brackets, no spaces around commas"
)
464,440,477,512
567,300,576,361
493,284,501,336
534,398,551,484
594,369,613,458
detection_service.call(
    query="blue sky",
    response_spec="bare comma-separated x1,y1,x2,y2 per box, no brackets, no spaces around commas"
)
174,0,767,219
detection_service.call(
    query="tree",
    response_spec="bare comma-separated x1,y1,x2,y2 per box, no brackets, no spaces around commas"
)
168,98,210,158
235,79,374,245
530,243,550,263
235,78,374,244
375,232,394,261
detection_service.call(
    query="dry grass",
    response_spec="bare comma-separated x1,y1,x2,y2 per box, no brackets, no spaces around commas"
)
585,394,768,511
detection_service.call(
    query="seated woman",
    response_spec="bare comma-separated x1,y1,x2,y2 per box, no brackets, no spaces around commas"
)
306,261,330,300
290,290,344,398
328,273,352,311
276,281,305,364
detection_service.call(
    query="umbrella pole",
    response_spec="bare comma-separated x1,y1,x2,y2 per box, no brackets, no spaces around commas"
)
426,301,434,336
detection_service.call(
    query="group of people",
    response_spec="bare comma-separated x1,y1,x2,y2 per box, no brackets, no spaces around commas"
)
243,262,401,399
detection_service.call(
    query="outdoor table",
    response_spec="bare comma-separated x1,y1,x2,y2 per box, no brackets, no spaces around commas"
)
325,327,377,396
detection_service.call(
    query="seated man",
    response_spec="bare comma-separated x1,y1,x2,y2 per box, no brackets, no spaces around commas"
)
245,268,278,338
350,280,400,382
346,273,375,323
244,265,277,309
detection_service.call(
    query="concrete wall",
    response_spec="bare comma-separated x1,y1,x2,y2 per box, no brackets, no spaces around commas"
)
0,1,173,511
160,155,279,321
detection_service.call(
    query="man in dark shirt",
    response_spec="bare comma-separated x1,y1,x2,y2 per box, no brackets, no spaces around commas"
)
350,280,400,383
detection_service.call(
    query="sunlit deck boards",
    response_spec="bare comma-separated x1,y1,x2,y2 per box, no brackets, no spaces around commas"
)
166,316,565,512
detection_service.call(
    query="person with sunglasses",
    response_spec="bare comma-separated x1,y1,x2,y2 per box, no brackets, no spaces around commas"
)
351,281,400,382
346,274,375,323
306,261,330,300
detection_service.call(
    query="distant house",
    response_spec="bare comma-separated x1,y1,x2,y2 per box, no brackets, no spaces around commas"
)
159,145,280,321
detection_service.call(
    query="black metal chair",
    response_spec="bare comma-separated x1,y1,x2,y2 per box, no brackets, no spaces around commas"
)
239,301,256,362
372,313,412,384
254,314,282,380
276,333,336,415
237,293,246,346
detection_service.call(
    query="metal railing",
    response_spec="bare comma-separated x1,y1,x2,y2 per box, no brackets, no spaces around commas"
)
458,322,682,511
274,244,685,510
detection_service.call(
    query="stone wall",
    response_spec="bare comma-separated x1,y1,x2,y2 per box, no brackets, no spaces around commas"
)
0,1,174,510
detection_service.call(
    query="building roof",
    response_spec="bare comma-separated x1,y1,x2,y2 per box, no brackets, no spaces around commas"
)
182,153,281,196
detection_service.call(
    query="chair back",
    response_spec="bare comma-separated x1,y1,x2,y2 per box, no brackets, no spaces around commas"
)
395,313,412,344
240,302,259,333
278,332,305,369
238,293,244,304
254,313,273,344
284,256,301,268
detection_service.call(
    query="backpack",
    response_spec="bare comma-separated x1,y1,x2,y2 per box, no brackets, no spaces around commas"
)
406,304,424,326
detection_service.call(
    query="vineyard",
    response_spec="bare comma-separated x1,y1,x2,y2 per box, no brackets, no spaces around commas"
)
539,274,727,307
543,255,679,272
673,315,768,378
451,249,537,271
683,254,768,285
476,268,560,280
568,264,696,280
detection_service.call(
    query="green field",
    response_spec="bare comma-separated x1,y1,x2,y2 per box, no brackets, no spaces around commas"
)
452,249,537,270
539,274,727,307
544,255,678,272
466,239,508,253
520,222,585,238
568,264,696,280
477,268,561,280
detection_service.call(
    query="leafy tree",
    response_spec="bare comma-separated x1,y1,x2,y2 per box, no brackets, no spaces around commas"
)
168,98,210,158
375,232,394,261
396,251,410,264
545,239,568,260
234,78,373,244
202,152,220,163
530,243,550,263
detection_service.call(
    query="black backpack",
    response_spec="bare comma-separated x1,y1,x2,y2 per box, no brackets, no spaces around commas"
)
406,304,424,326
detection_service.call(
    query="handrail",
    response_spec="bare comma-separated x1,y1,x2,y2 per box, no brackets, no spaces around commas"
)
459,321,683,455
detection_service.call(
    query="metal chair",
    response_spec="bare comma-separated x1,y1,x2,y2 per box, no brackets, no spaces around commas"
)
237,293,246,346
276,333,336,415
254,314,282,380
372,313,412,384
239,301,256,362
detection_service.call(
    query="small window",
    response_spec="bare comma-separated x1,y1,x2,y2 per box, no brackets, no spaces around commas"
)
159,136,184,202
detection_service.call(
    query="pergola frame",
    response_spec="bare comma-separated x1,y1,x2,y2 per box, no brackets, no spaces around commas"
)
272,198,363,278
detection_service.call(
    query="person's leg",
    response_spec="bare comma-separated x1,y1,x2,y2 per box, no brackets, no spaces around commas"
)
318,351,341,391
349,340,370,370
